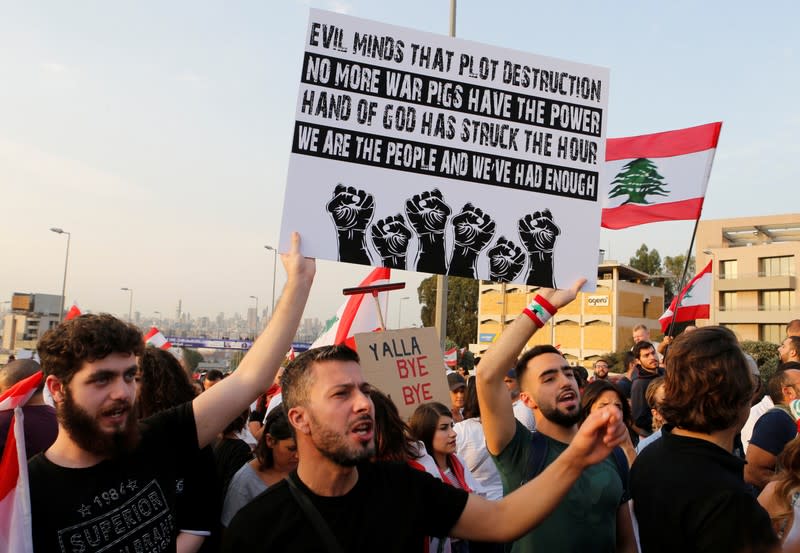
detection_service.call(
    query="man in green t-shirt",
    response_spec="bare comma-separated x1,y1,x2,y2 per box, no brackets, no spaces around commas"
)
476,280,636,553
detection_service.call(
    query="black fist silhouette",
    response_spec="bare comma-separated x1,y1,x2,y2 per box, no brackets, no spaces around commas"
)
327,184,375,235
452,203,495,253
487,237,525,283
371,214,412,269
405,189,451,236
518,209,560,254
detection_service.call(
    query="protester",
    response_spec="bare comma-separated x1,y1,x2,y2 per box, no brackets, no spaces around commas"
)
214,409,253,494
589,358,610,382
745,368,800,491
475,280,635,553
248,366,284,442
221,409,297,527
630,341,663,437
779,336,800,365
203,369,224,390
741,354,773,454
448,372,467,422
758,436,800,548
788,320,800,338
579,380,636,466
223,344,627,552
631,326,779,553
615,351,637,400
632,324,668,361
136,346,221,553
0,359,57,459
455,379,503,501
28,231,315,552
503,368,536,431
369,386,418,463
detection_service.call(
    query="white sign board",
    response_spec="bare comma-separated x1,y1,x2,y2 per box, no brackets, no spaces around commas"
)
280,9,609,289
586,295,609,307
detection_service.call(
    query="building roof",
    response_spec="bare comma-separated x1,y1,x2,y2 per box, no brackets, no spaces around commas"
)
598,261,653,282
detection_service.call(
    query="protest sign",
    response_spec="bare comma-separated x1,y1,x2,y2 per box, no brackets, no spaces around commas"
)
355,327,449,419
279,9,609,289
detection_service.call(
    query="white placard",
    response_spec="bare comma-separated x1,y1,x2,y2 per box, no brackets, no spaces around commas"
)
279,9,609,290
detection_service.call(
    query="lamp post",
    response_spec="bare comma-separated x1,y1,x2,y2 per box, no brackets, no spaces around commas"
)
398,296,410,328
703,249,717,325
249,295,259,334
264,245,277,319
50,227,71,322
120,287,134,322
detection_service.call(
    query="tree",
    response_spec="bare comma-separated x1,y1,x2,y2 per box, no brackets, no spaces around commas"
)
608,158,669,205
182,348,204,374
662,254,696,305
629,244,662,285
418,276,479,348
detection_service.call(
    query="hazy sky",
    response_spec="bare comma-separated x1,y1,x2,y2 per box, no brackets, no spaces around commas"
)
2,1,797,328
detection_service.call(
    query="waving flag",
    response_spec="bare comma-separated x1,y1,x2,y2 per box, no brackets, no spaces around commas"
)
602,122,722,229
143,327,172,350
0,371,42,553
64,302,82,321
444,347,458,368
659,261,713,333
311,268,391,351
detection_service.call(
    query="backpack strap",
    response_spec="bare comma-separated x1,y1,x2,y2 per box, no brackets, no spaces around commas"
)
287,476,345,553
521,431,549,486
611,446,631,501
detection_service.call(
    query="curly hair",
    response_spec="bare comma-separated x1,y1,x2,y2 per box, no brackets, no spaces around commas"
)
38,314,143,383
136,347,195,419
370,386,416,463
580,379,633,430
281,345,360,412
254,409,294,470
408,402,452,459
660,326,752,433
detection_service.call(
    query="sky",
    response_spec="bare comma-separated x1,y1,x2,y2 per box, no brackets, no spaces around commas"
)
1,1,798,329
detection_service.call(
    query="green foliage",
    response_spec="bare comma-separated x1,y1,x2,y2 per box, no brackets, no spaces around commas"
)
662,254,696,305
741,340,780,384
418,275,479,348
608,158,669,205
182,348,204,372
229,350,246,372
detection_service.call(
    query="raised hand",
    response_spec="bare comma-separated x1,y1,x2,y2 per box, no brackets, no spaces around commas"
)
405,189,451,274
448,203,495,279
371,214,412,269
487,237,525,283
326,184,374,264
518,209,561,287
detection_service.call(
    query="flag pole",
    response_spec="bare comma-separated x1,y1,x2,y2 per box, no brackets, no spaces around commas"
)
666,217,701,337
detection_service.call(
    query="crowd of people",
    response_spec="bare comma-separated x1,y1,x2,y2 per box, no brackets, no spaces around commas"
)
2,233,799,552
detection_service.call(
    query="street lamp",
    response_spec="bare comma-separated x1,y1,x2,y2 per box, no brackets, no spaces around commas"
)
50,227,71,322
264,245,278,319
249,295,259,333
397,296,411,328
120,287,134,322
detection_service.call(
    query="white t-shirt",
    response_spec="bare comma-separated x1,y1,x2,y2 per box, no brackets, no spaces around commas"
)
454,418,503,500
513,399,536,432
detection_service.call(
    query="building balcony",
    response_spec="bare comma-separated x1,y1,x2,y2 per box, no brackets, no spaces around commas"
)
716,273,795,291
716,308,793,325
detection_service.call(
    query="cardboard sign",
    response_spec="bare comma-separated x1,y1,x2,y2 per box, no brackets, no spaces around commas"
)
279,9,609,290
355,327,450,419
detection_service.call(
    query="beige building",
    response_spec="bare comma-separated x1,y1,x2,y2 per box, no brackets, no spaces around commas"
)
696,214,800,343
1,292,61,356
473,262,665,367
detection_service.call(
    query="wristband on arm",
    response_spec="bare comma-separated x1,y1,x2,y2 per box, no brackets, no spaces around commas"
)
522,294,557,328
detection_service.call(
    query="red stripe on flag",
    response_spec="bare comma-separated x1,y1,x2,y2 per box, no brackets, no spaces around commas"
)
606,122,722,161
0,417,19,499
601,197,705,230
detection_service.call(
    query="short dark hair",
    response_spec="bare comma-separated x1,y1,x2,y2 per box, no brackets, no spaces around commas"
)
580,379,632,429
515,345,562,387
462,377,480,419
254,409,294,470
632,341,655,361
38,314,143,383
136,347,195,418
623,351,636,371
408,402,451,459
593,358,610,368
281,345,360,412
767,369,800,405
0,359,43,392
660,326,752,433
205,369,224,382
785,336,800,355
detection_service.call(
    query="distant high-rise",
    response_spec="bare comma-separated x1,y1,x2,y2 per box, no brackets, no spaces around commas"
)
176,299,182,321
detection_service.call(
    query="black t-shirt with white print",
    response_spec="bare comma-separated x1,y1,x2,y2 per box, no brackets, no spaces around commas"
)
28,402,199,553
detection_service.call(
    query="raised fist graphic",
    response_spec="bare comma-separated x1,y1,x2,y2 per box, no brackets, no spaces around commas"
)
518,209,561,287
326,184,374,265
487,237,525,283
371,214,412,270
405,189,451,274
448,203,496,279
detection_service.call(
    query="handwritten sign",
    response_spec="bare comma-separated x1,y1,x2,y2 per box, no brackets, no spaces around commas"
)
355,327,450,419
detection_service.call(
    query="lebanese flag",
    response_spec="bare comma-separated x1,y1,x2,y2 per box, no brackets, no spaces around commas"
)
311,268,391,351
64,302,82,321
659,261,713,333
444,347,458,367
0,371,41,553
143,327,172,350
601,122,722,229
286,347,296,361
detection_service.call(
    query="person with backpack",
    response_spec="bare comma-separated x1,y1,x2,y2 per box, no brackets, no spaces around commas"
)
475,280,636,553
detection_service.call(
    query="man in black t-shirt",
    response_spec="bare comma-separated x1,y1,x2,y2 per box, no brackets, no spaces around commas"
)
223,344,629,552
28,232,316,553
631,326,779,553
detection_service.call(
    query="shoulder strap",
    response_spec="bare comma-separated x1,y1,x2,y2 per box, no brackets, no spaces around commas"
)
286,476,345,553
522,431,549,486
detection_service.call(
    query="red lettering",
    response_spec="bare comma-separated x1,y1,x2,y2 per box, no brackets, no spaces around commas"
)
401,383,433,405
401,385,416,405
396,356,430,378
417,355,429,376
420,382,433,400
396,359,409,379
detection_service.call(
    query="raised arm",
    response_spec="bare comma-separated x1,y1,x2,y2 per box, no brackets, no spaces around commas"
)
192,232,315,448
452,405,626,542
476,279,585,454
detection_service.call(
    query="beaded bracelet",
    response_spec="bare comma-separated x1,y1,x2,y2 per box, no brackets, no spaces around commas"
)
522,294,557,328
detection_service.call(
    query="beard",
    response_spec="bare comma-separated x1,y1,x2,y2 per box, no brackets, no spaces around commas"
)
58,387,141,458
308,412,375,467
538,401,582,428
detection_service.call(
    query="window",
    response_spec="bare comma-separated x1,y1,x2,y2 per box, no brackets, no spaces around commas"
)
760,324,786,344
720,292,738,311
759,256,795,277
720,260,738,279
759,290,795,311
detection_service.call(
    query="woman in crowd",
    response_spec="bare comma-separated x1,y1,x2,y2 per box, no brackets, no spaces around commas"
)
579,379,637,466
758,436,800,551
213,408,254,495
221,409,298,527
